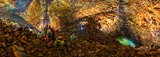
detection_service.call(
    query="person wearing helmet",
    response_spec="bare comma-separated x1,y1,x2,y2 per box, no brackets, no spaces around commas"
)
54,35,64,47
70,33,75,41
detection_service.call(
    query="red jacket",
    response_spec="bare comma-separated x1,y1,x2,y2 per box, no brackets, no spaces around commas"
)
51,28,55,34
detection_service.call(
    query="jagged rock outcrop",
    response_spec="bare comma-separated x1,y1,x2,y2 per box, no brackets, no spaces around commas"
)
121,0,160,45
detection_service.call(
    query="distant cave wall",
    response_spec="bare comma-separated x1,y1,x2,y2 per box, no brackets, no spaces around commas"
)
26,0,61,31
74,0,120,37
48,0,73,31
95,9,120,37
26,0,43,31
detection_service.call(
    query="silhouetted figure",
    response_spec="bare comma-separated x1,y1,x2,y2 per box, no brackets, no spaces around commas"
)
50,27,55,40
44,25,50,40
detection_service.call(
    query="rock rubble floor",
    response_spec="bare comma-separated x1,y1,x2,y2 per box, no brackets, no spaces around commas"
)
1,21,160,57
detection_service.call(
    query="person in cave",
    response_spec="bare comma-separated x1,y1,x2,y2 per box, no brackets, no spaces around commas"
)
44,25,50,40
50,26,55,40
70,33,76,41
54,35,64,47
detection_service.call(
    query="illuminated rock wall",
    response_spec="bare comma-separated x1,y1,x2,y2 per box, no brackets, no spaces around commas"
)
121,0,160,45
1,0,160,46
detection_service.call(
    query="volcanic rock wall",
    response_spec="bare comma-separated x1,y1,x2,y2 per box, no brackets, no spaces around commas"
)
1,0,160,46
121,0,160,45
72,0,120,37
